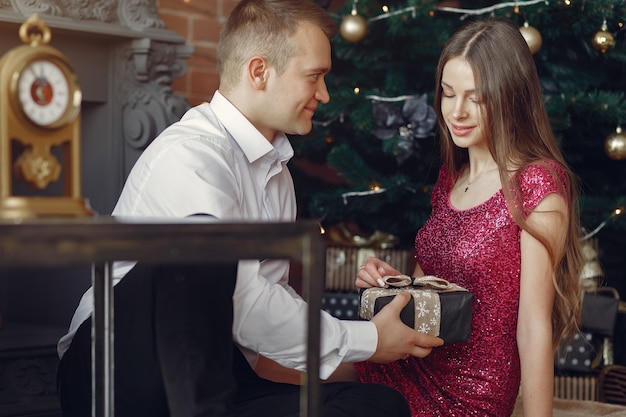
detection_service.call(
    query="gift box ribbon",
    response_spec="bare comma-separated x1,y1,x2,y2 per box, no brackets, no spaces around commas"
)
383,274,468,292
359,275,469,339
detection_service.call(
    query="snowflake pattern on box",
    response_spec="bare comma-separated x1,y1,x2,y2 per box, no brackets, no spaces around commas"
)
360,287,442,337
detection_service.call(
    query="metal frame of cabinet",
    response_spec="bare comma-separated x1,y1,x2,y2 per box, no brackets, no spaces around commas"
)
0,218,324,417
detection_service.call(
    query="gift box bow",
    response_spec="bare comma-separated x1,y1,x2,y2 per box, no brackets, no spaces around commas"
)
359,275,473,344
380,274,468,291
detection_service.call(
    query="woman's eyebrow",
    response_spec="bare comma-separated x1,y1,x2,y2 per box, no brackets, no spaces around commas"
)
441,81,476,94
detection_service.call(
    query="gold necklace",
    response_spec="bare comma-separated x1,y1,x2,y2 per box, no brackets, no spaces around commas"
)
464,165,497,193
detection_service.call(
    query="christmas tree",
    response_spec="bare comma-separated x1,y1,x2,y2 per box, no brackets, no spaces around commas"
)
291,0,626,291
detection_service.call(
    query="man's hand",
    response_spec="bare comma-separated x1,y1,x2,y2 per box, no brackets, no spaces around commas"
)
368,292,443,362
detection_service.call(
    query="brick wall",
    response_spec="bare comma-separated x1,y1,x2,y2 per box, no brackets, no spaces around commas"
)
158,0,238,107
157,0,344,107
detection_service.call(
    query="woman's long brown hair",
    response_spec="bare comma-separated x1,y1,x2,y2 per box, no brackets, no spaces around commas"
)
433,18,583,350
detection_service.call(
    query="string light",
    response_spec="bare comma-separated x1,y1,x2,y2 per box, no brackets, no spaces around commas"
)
366,0,549,23
312,114,343,127
313,93,414,127
312,93,422,126
325,1,625,239
341,187,387,205
581,207,624,240
365,94,418,102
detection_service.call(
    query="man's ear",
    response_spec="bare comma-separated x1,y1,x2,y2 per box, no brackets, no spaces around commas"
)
247,56,269,90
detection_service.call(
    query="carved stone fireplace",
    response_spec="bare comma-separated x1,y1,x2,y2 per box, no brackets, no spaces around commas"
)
0,1,193,415
1,0,193,213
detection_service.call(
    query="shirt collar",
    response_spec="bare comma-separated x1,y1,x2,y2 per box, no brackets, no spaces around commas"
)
210,91,293,164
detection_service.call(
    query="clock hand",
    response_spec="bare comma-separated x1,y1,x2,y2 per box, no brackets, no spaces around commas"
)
35,85,46,102
27,64,38,79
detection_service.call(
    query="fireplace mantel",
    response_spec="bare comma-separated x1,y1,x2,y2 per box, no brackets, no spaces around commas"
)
0,3,194,415
0,0,193,214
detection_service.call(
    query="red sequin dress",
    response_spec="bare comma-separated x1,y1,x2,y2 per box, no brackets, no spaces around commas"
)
355,161,568,417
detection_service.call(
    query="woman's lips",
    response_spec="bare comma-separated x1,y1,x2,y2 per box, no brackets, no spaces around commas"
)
450,123,474,136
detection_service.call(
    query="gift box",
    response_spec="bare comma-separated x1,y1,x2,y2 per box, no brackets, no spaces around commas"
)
614,303,626,366
359,275,473,344
554,374,598,401
555,331,601,374
322,291,360,320
581,287,620,336
325,246,412,292
554,287,621,375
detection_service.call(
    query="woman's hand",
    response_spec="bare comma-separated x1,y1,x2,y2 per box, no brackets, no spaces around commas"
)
355,257,402,289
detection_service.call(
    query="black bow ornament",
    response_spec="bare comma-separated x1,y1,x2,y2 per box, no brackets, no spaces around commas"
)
372,94,437,163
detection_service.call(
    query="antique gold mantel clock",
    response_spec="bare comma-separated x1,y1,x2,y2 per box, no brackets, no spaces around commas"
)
0,14,93,218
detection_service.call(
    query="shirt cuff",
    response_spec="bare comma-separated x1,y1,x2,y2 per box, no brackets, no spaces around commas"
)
318,320,377,380
342,320,378,363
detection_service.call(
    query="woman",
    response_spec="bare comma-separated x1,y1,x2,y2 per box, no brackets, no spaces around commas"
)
355,18,583,416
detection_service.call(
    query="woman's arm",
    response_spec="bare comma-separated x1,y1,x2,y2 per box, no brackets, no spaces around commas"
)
518,193,568,417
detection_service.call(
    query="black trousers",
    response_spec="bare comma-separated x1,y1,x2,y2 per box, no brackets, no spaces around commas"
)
57,262,410,417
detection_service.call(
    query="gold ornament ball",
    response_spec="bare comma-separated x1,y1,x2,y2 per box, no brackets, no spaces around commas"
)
340,13,368,43
592,25,615,53
604,126,626,160
519,22,542,54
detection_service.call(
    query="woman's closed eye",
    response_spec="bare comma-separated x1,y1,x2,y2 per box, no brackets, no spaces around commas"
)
442,89,455,98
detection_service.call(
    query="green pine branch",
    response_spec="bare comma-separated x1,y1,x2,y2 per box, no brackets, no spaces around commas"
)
294,0,626,246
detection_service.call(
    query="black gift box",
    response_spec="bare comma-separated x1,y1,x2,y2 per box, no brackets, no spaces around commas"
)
581,288,620,337
371,291,474,344
555,331,601,374
359,275,474,344
322,291,360,320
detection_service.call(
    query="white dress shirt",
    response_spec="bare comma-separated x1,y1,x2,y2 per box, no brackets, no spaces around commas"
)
58,91,377,379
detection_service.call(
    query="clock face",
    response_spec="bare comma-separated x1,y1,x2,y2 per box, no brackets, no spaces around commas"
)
16,59,72,128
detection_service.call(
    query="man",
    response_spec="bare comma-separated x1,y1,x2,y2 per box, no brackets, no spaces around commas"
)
57,1,443,416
